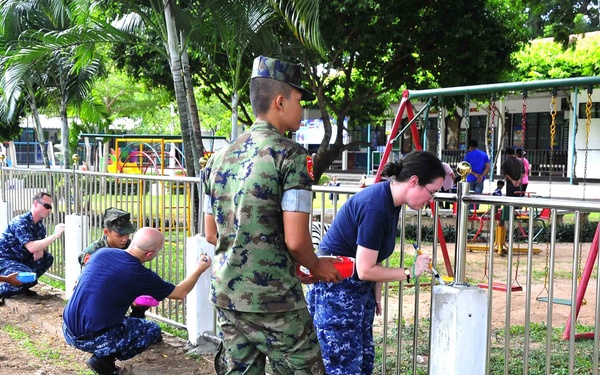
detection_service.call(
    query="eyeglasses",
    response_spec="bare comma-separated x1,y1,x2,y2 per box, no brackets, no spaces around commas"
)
421,186,437,199
37,201,53,210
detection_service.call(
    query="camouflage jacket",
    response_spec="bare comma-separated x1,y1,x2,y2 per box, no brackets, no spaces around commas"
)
78,235,131,268
203,121,313,313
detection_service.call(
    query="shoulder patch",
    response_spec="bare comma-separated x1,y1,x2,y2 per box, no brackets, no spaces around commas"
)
306,155,314,180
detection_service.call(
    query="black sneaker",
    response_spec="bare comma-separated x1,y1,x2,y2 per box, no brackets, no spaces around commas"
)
0,296,5,306
22,289,38,297
129,305,149,318
86,354,118,375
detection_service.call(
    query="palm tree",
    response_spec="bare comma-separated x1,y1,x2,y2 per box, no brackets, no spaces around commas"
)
0,0,104,168
1,0,325,173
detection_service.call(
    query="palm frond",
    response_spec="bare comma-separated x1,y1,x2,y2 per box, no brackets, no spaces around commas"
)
268,0,325,56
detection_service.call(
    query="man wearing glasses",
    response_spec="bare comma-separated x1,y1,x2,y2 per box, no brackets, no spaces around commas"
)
0,192,65,305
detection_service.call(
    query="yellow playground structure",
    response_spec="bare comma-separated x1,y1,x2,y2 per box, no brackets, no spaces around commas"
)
80,133,227,235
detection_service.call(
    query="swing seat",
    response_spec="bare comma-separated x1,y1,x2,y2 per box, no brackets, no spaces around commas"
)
536,296,586,306
478,282,523,292
536,296,572,306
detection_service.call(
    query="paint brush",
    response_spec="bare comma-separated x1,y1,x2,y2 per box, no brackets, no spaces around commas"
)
412,244,445,285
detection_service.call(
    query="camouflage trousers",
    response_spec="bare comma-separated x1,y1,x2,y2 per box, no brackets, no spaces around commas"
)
63,317,162,360
214,306,325,375
0,253,54,297
306,277,377,375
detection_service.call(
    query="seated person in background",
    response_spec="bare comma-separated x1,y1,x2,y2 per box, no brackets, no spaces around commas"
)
63,227,212,375
79,208,136,268
329,175,340,200
493,180,505,196
0,192,65,305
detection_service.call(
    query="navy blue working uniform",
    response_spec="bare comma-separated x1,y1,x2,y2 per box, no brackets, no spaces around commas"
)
307,180,400,375
0,212,53,297
63,248,174,360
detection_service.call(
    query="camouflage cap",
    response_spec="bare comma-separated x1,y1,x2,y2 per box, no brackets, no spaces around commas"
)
104,207,136,235
251,55,315,101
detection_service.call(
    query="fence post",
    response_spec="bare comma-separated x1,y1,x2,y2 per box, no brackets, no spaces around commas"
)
0,154,8,233
72,155,80,214
185,234,217,350
430,286,488,374
64,214,88,299
429,161,489,374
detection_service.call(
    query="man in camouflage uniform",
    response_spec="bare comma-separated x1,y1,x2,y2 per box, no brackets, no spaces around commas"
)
203,55,342,375
79,207,136,268
0,192,65,306
79,208,151,319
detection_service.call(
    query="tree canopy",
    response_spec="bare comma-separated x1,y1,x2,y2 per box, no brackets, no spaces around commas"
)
523,0,600,47
511,31,600,80
288,0,528,179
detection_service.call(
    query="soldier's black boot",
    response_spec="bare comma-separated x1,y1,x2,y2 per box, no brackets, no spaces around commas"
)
130,305,150,318
86,354,118,375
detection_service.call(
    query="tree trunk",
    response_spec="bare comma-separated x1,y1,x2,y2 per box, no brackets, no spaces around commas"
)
27,92,50,168
180,31,203,176
84,137,92,170
60,98,70,168
164,0,195,177
231,91,239,140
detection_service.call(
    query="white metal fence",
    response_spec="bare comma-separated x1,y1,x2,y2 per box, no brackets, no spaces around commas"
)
1,165,599,374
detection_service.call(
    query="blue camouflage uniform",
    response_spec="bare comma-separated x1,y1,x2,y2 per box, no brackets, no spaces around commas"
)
204,120,325,375
307,181,400,375
0,211,53,297
63,248,174,361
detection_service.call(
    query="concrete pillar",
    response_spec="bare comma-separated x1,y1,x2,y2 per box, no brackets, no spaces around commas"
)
186,235,215,346
64,214,88,299
430,285,488,375
0,202,10,233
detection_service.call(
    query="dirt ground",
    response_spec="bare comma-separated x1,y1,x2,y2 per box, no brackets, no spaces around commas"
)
0,285,216,375
375,241,598,331
0,241,596,374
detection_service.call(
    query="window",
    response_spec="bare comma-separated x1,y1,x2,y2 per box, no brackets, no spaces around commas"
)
578,102,600,119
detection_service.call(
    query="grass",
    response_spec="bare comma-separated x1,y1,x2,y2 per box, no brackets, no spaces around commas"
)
562,212,600,225
311,192,350,212
372,320,600,375
1,324,92,374
40,275,66,290
158,322,189,340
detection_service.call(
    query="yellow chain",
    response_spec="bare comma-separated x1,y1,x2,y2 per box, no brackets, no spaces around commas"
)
548,95,557,198
577,92,593,279
583,92,592,199
541,94,558,291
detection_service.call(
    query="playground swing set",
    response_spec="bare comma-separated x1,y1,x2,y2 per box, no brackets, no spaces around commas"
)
372,77,600,339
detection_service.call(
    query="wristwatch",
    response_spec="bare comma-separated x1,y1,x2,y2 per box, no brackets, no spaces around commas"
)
404,268,411,283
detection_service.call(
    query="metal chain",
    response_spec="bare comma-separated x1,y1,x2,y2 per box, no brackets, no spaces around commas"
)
521,94,527,145
489,100,496,180
464,95,470,150
540,93,558,293
548,94,557,198
437,103,443,156
577,90,593,279
583,91,592,200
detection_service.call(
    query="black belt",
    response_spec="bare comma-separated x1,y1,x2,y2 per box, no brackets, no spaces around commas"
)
76,326,112,341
